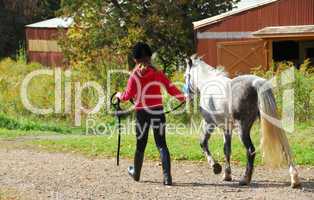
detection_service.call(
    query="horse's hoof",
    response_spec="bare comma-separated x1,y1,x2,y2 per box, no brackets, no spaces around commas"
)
290,173,301,189
291,182,301,189
239,176,250,186
223,174,232,182
213,163,222,174
239,180,249,186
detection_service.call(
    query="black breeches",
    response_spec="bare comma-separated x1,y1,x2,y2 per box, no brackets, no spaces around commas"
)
135,108,167,153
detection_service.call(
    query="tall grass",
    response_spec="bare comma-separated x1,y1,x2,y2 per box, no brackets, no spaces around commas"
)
15,43,27,64
0,58,78,132
252,60,314,122
0,113,72,133
0,58,120,131
0,58,54,118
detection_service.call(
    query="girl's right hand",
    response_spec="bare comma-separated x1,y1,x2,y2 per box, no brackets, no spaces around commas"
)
115,92,122,100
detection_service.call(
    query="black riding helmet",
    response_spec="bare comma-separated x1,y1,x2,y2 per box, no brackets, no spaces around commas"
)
132,42,152,60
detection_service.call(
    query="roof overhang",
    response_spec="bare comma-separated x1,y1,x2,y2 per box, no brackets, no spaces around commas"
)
193,0,279,30
26,17,73,28
253,25,314,39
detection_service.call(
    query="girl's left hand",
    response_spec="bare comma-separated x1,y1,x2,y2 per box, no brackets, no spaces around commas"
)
115,92,122,100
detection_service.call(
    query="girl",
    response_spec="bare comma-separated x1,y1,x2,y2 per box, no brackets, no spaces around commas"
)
116,42,185,186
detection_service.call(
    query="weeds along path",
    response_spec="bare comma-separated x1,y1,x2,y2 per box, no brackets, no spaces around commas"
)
0,138,313,200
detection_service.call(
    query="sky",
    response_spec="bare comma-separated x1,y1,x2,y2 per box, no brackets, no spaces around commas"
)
237,0,266,8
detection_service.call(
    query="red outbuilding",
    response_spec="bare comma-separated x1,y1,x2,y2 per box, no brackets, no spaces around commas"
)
194,0,314,76
25,17,73,67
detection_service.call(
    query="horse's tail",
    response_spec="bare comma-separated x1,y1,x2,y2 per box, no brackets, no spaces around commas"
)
253,79,292,168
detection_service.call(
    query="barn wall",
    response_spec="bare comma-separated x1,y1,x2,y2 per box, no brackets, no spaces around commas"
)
28,52,64,67
26,27,66,67
197,0,314,66
196,38,256,66
25,28,63,40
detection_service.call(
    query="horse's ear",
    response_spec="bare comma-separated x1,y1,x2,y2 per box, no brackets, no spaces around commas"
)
191,54,197,60
185,57,193,68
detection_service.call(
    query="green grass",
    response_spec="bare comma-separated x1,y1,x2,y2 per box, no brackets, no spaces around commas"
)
0,113,83,134
0,119,312,166
26,122,314,166
0,128,57,138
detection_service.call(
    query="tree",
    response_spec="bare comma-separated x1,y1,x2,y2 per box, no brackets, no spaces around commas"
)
61,0,240,73
0,0,61,58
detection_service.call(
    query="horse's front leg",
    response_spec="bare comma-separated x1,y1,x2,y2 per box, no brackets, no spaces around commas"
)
200,123,222,175
223,129,232,181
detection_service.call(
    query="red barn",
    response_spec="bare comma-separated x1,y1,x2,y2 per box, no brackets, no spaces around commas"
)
25,17,73,67
194,0,314,76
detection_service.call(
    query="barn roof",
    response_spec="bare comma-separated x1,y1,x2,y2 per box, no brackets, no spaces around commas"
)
193,0,279,30
26,17,73,28
253,25,314,38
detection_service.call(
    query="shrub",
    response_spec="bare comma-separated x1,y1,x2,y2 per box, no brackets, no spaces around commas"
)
16,43,27,64
0,112,72,133
0,58,122,130
252,60,314,122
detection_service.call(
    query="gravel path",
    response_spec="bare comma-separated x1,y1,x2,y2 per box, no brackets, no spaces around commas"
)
0,144,313,199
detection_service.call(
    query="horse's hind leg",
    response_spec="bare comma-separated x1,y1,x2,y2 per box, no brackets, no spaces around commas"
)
281,137,301,188
223,129,232,181
238,120,256,186
200,123,222,175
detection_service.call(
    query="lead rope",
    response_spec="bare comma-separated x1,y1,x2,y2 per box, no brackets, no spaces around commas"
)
110,92,122,166
128,99,185,115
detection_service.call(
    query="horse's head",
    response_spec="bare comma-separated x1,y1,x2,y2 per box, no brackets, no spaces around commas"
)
183,55,228,99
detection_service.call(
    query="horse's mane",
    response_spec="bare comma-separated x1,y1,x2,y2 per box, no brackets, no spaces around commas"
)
191,56,228,78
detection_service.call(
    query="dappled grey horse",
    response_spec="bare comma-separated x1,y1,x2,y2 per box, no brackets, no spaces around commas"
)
184,56,300,188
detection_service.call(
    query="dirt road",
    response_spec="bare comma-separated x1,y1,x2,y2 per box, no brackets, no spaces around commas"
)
0,142,313,199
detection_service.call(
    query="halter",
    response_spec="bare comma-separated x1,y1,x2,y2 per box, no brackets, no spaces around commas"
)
184,59,195,98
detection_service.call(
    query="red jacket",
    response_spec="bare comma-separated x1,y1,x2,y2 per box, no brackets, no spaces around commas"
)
120,66,185,110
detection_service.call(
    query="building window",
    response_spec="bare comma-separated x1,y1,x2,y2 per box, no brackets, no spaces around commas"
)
306,48,314,64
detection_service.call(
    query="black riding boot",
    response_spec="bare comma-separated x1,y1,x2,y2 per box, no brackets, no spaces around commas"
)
128,151,144,181
160,147,172,185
